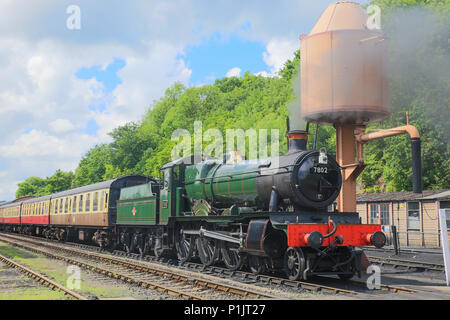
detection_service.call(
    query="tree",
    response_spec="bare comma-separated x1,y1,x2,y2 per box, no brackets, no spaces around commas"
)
72,144,112,187
16,177,47,198
16,170,74,198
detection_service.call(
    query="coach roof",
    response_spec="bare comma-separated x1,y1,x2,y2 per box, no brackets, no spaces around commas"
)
50,175,150,199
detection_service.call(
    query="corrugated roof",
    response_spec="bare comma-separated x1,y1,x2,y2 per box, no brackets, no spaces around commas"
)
356,189,450,202
422,190,450,200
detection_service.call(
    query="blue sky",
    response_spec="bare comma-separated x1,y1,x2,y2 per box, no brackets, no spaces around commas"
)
75,33,270,90
183,32,267,85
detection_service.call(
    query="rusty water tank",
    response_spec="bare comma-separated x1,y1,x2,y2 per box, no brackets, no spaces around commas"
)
301,1,390,125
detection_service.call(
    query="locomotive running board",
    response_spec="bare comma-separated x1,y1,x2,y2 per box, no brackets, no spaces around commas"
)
183,227,242,245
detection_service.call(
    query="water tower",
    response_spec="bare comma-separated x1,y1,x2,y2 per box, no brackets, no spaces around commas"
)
299,1,422,212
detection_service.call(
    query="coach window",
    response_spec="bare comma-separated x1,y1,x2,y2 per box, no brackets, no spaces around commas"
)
85,193,91,212
59,199,64,214
100,191,105,211
73,196,77,213
407,202,420,230
64,198,69,214
105,192,109,210
78,195,83,213
93,192,98,212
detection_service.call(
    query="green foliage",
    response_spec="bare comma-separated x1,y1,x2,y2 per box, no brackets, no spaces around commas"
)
16,170,74,198
72,144,111,187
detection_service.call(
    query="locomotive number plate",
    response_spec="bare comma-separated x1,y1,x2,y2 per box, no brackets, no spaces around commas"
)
310,166,328,174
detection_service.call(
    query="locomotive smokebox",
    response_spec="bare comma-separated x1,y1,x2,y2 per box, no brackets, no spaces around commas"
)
300,1,390,125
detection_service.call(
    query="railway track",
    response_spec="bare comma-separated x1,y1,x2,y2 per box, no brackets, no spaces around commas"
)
0,233,285,300
0,253,88,300
179,261,418,294
0,232,418,297
366,255,445,273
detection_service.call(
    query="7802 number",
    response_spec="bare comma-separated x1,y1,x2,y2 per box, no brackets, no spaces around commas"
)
311,166,328,174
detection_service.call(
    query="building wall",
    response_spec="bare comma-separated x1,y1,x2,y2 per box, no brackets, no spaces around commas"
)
357,199,450,248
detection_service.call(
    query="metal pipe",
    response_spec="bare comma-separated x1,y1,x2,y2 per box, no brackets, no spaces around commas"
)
356,124,422,194
313,123,319,150
355,125,420,143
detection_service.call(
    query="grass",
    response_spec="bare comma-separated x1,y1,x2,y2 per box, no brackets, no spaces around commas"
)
0,241,138,299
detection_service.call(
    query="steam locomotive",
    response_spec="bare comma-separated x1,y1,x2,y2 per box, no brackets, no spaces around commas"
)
0,128,385,281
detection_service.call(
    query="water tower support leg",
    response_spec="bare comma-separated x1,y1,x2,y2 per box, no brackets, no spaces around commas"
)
335,125,366,213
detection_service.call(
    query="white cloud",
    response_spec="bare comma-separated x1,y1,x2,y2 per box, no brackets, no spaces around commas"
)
49,119,76,134
226,67,241,78
0,129,94,158
262,38,299,76
254,71,271,78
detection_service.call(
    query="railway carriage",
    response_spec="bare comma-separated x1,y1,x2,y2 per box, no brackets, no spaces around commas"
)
0,202,21,231
46,175,151,244
20,196,51,235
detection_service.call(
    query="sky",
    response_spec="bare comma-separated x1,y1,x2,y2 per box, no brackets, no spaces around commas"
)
0,0,368,201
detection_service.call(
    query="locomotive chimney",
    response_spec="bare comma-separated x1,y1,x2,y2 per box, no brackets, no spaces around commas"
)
287,130,308,153
286,117,308,153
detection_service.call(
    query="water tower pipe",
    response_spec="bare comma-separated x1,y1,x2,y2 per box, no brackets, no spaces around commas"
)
355,120,422,194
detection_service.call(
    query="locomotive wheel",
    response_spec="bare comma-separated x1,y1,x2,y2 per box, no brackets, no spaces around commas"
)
154,238,164,258
248,255,266,275
284,247,305,281
175,230,194,264
142,235,152,256
125,234,136,253
220,242,243,271
196,237,218,266
136,234,146,256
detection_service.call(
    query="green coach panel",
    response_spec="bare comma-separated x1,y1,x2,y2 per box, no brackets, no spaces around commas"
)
117,183,157,225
